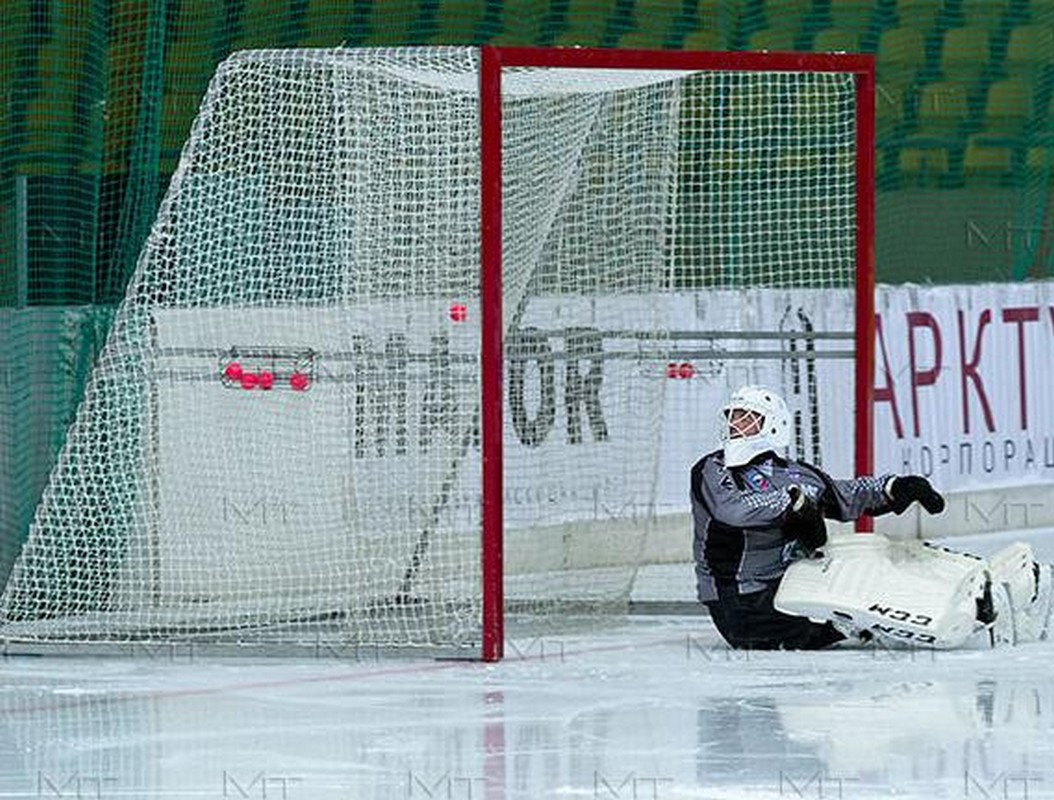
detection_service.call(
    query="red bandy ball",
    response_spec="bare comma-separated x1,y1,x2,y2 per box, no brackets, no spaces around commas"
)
289,372,310,391
258,371,275,390
240,372,258,390
223,362,243,382
449,303,467,323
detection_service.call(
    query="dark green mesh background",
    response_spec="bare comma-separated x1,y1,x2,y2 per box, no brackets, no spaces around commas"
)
2,0,1053,579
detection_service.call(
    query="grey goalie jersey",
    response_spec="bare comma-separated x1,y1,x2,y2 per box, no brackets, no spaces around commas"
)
690,451,894,603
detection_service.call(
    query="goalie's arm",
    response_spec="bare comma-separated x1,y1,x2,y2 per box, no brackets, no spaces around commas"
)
812,469,946,521
816,471,895,521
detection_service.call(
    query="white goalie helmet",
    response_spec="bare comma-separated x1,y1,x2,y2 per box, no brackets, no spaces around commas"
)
720,385,792,467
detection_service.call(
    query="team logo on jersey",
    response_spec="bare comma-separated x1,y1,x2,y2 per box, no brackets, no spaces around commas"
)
742,468,770,492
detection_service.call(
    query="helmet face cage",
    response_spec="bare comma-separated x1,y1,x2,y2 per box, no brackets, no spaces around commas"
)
724,407,765,440
719,386,791,467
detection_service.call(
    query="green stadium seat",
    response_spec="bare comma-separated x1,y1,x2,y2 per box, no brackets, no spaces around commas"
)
937,26,992,83
21,21,89,168
912,79,971,137
1,0,30,91
790,78,847,126
697,0,744,29
552,0,619,47
681,0,741,47
617,0,682,49
430,0,488,44
758,0,814,32
1003,24,1054,78
231,0,297,50
737,0,808,48
680,28,725,51
21,86,78,167
724,80,777,129
805,146,854,171
106,38,142,96
747,27,798,51
361,0,425,45
811,27,863,52
897,143,953,184
891,0,947,31
616,28,670,49
896,79,970,184
826,0,880,33
170,0,227,43
979,76,1036,136
962,134,1016,182
299,0,359,47
773,148,825,178
959,0,1014,30
35,1,93,83
1023,0,1054,24
164,36,222,95
101,6,149,176
706,148,759,185
876,26,928,86
489,0,555,45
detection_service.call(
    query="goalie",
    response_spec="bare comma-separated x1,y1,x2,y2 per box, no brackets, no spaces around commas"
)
691,385,1053,650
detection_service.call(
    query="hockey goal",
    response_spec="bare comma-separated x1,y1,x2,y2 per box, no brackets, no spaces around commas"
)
0,47,874,660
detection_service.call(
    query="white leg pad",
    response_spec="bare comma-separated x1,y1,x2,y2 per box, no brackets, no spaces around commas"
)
987,543,1053,645
774,534,990,649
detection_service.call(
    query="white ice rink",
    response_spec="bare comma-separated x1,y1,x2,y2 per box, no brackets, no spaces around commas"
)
3,528,1054,800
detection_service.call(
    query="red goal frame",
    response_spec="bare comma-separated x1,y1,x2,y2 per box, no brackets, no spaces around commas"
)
478,46,876,661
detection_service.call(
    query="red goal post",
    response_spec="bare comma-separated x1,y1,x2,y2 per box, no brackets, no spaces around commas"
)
478,47,876,661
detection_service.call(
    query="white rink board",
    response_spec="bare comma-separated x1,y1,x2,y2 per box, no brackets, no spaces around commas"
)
151,302,480,602
150,281,1054,591
151,296,668,596
149,289,857,594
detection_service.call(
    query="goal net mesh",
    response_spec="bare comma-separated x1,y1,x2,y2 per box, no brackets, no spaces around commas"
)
0,48,860,653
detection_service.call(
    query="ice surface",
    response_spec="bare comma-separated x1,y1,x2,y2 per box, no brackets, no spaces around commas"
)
2,528,1054,799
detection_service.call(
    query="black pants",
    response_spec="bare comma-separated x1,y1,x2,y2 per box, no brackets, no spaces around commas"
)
705,582,845,651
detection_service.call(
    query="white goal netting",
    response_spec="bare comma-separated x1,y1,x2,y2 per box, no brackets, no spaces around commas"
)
0,47,864,654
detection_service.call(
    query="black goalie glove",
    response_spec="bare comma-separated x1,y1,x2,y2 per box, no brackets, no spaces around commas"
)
785,486,827,553
886,475,946,515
